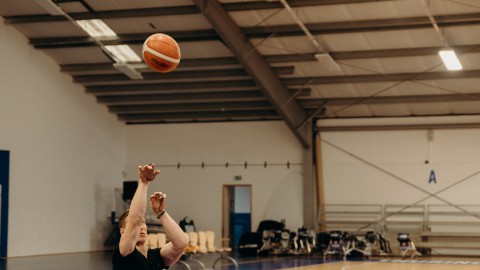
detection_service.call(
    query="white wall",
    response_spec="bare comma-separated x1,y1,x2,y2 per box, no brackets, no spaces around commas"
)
125,121,305,245
321,129,480,205
0,19,126,256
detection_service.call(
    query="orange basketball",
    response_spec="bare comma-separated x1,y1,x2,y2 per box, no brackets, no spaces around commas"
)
142,33,181,73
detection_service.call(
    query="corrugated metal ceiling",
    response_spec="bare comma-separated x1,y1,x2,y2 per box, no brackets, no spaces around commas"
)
2,0,480,146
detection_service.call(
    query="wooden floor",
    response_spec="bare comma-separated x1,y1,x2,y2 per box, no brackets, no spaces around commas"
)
2,251,480,270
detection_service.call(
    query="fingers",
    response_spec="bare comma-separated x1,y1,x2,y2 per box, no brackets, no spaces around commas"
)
138,165,149,174
138,164,161,182
139,164,155,172
151,191,166,199
150,192,166,213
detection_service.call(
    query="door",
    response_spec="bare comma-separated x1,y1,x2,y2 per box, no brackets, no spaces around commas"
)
222,185,251,250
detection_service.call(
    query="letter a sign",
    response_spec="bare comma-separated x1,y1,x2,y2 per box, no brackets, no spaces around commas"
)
429,170,437,184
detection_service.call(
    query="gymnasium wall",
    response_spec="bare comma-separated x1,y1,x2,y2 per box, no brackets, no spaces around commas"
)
0,19,126,256
124,121,305,245
320,128,480,206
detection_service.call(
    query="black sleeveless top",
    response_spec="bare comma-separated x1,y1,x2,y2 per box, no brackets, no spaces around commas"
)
112,246,168,270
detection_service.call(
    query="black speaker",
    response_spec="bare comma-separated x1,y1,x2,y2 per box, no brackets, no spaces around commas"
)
123,181,137,201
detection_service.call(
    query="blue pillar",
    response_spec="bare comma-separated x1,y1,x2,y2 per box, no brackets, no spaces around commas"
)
0,150,9,258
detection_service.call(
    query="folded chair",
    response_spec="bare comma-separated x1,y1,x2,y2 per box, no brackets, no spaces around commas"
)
323,231,345,259
397,233,421,258
212,236,238,269
197,231,208,253
184,232,199,254
179,232,207,270
344,232,371,259
206,231,218,252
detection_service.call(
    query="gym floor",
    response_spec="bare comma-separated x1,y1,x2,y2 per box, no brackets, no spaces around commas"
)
2,251,480,270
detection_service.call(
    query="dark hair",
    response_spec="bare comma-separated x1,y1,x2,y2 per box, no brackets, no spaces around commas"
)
119,210,129,229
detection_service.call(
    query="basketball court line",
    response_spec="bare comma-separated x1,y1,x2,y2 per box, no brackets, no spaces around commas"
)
277,260,480,270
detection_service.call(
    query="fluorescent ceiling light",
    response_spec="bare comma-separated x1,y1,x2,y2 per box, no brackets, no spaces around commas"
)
438,49,463,71
105,45,142,63
76,19,117,38
314,53,341,71
113,63,143,80
33,0,65,16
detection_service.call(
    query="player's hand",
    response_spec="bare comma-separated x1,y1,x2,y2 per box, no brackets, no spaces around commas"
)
138,164,160,183
150,192,166,214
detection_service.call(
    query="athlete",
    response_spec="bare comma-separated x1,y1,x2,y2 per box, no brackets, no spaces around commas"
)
112,164,188,270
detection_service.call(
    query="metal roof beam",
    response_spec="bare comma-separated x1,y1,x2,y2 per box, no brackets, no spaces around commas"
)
96,91,267,105
192,0,310,147
29,13,480,48
243,12,480,37
83,69,480,96
31,30,220,49
3,6,200,24
300,94,480,107
86,79,257,95
283,70,480,85
73,66,295,84
108,101,273,114
86,82,312,98
59,44,480,74
4,0,400,24
118,110,279,122
60,57,241,74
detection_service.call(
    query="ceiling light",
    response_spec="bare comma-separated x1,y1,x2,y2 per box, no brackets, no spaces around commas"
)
438,49,463,71
314,53,341,71
105,45,142,63
76,19,117,38
33,0,65,16
113,63,143,80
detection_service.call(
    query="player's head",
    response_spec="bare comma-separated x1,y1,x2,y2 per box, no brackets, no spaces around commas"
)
119,210,129,230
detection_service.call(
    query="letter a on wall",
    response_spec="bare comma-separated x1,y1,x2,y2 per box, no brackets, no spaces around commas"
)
429,170,437,184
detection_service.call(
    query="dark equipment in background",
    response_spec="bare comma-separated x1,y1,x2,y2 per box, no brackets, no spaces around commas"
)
122,181,138,201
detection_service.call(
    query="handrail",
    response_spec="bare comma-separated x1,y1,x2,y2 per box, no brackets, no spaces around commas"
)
319,204,480,234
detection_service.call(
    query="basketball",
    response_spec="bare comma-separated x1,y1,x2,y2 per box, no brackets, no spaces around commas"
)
142,33,181,73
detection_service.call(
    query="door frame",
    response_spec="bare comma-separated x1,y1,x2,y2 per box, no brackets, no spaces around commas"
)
222,184,252,250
